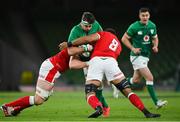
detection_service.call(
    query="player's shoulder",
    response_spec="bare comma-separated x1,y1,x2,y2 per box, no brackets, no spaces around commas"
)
93,20,102,28
148,20,156,27
129,21,139,29
98,31,114,38
68,24,81,41
93,20,100,25
71,24,81,31
97,31,108,35
61,48,68,53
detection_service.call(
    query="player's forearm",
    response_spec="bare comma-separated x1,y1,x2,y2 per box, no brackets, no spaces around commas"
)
121,34,134,50
72,37,88,46
69,59,88,69
67,47,84,56
152,37,159,48
71,33,98,46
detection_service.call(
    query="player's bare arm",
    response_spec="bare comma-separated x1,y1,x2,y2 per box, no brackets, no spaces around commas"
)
121,32,141,54
59,42,68,50
71,33,99,46
59,33,99,50
69,55,88,69
68,46,93,55
152,35,159,53
67,46,85,56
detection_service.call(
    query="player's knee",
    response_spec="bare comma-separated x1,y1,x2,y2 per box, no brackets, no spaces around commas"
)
85,84,98,95
132,75,142,83
133,78,140,83
145,75,154,81
149,75,154,81
35,86,53,105
114,79,131,94
34,96,45,105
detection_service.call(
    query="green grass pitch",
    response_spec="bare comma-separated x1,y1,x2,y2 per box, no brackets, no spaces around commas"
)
0,90,180,121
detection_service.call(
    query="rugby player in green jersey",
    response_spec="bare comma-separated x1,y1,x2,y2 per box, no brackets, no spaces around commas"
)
121,7,167,109
68,12,113,117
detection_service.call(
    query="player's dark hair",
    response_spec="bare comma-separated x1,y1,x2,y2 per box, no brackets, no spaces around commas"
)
139,7,150,13
105,28,117,36
81,12,95,24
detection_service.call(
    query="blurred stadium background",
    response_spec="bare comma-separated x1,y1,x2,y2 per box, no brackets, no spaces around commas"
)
0,0,180,92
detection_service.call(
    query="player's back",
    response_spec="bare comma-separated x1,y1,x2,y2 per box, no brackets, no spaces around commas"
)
91,31,122,59
49,48,70,73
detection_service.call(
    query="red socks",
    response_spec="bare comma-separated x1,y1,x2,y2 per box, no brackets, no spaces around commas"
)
87,95,102,109
128,93,145,111
5,96,32,111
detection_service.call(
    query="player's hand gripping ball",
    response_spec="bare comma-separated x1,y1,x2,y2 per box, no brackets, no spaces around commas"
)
80,44,93,57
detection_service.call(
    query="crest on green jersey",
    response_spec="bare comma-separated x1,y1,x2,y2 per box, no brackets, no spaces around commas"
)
150,29,154,34
144,35,150,42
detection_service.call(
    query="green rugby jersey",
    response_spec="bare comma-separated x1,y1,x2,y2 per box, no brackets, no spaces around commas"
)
127,20,157,58
68,20,102,42
68,20,102,61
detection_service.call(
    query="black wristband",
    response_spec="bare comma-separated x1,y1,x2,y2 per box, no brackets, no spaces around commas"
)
67,42,73,47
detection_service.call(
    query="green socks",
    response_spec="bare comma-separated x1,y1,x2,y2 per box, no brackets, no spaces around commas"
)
146,81,158,105
96,89,108,108
127,77,133,84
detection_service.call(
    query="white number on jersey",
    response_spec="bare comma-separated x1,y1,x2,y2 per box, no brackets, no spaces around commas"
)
109,39,118,51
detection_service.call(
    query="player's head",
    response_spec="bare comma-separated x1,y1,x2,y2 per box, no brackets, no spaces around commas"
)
81,12,95,32
139,7,150,25
105,28,117,36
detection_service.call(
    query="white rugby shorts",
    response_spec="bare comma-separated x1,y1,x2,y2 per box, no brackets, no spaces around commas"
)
86,57,124,83
130,56,149,70
38,59,61,83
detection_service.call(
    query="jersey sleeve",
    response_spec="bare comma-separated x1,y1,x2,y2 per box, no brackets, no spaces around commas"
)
126,23,135,37
152,24,157,38
68,27,79,42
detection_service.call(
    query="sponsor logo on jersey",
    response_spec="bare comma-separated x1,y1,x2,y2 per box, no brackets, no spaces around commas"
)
142,41,151,44
137,31,143,35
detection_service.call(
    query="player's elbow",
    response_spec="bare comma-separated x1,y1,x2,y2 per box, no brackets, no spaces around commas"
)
121,34,127,42
121,33,130,43
69,61,79,69
121,36,127,43
69,63,75,69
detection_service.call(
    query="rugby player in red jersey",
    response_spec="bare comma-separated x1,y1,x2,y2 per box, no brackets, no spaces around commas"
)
1,46,93,117
59,28,161,118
